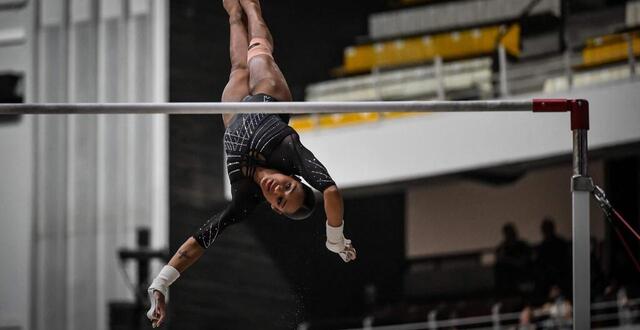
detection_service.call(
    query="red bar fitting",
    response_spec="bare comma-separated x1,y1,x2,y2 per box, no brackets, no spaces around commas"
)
532,98,589,131
532,99,570,112
570,99,589,130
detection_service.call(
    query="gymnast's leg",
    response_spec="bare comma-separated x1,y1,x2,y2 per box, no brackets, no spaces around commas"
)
221,0,251,127
239,0,293,102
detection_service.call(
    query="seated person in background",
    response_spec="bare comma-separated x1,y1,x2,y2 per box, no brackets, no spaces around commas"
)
519,285,572,329
494,223,533,296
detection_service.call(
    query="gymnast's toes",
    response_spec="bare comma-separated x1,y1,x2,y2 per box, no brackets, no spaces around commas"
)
223,0,242,16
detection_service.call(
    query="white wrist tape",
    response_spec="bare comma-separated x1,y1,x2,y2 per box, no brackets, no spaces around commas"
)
147,265,180,320
325,221,345,253
148,265,180,300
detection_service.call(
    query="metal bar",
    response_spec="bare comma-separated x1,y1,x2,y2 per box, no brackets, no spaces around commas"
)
571,128,590,330
0,100,534,114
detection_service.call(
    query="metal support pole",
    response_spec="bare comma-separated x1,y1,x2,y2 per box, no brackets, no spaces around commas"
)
626,33,636,79
617,288,632,326
564,50,574,90
363,316,374,330
533,98,591,329
572,128,590,330
498,45,509,97
491,303,501,330
434,56,446,100
427,310,437,330
371,67,383,101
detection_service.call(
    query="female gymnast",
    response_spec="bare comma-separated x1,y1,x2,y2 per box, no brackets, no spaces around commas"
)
146,0,356,327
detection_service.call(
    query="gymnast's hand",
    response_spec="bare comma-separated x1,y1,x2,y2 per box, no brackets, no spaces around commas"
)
326,221,357,263
339,239,357,262
146,265,180,328
147,290,167,328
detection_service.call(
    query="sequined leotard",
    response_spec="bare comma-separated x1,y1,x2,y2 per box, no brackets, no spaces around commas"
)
193,95,335,249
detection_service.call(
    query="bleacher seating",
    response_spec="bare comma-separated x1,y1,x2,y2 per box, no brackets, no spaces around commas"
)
309,57,492,101
581,31,640,68
339,25,520,75
368,0,559,40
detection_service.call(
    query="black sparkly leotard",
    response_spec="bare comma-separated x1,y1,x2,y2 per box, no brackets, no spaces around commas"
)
193,94,336,249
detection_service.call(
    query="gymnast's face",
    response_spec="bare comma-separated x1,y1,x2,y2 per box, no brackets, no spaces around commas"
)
259,172,305,215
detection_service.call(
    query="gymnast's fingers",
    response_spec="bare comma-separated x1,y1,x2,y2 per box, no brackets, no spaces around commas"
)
154,292,167,327
344,240,356,260
348,246,357,261
345,246,356,261
339,244,356,262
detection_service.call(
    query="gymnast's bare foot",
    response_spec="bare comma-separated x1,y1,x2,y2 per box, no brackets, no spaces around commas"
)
223,0,242,17
239,0,262,12
238,0,274,47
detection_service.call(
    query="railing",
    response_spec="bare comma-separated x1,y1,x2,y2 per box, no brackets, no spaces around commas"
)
308,31,639,101
297,291,640,330
500,31,639,96
296,29,638,133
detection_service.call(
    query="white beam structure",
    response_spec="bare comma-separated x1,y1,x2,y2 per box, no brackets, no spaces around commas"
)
0,98,592,330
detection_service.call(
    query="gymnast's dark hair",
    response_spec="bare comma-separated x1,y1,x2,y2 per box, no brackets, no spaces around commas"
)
285,178,316,220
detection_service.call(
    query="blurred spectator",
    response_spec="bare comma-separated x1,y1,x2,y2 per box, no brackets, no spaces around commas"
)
533,217,571,302
495,223,533,297
519,285,572,329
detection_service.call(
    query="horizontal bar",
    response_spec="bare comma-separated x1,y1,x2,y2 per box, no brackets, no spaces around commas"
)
0,100,534,115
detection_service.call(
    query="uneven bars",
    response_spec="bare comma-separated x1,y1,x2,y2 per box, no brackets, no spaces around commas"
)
0,100,536,114
0,97,592,329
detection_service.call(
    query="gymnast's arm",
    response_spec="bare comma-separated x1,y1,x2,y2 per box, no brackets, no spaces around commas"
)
153,196,249,286
146,188,258,327
153,201,240,279
289,135,356,262
323,185,343,228
145,204,233,328
167,237,205,272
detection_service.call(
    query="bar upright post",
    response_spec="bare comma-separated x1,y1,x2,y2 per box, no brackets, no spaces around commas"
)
570,99,590,330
